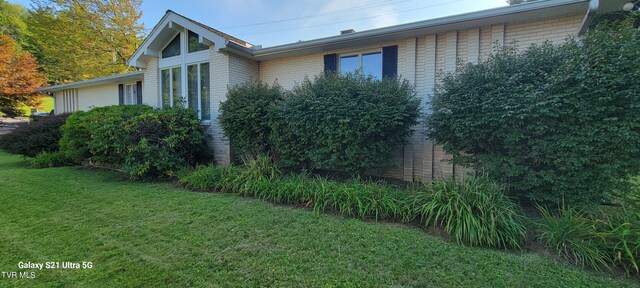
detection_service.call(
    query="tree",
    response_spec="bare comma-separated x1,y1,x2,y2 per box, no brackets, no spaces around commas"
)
426,17,640,206
0,0,30,46
0,34,46,117
27,0,144,83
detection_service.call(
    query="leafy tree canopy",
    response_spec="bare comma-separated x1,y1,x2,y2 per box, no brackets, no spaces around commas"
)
0,34,46,117
27,0,144,83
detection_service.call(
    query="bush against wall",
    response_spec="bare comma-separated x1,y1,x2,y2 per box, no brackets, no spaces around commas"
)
121,107,210,178
45,105,211,178
0,113,69,157
58,105,154,162
271,73,420,173
426,17,640,206
219,81,283,160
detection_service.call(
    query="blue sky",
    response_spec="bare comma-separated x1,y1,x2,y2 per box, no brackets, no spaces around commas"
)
11,0,508,48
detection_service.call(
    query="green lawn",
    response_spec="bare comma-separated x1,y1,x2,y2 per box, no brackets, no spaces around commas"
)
0,152,637,287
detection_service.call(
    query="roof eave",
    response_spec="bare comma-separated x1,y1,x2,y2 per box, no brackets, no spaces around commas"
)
38,71,144,93
251,0,589,61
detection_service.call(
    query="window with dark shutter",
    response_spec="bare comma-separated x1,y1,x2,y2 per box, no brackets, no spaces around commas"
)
136,81,143,104
382,45,398,79
118,84,124,105
324,54,337,73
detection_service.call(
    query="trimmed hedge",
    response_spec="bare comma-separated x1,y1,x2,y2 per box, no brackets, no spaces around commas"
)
59,105,154,163
39,105,212,179
219,73,420,173
0,113,70,157
272,73,420,172
219,81,283,160
427,18,640,206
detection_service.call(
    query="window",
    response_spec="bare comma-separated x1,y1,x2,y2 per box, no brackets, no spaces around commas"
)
124,83,137,105
161,67,183,107
187,62,210,120
339,51,382,80
188,31,209,53
162,34,181,58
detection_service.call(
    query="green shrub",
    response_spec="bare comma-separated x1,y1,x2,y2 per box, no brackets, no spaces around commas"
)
219,81,283,160
30,150,78,168
426,17,640,206
413,177,527,249
0,113,69,157
57,105,211,179
271,72,420,173
87,105,154,164
536,206,609,270
121,107,210,179
59,105,153,163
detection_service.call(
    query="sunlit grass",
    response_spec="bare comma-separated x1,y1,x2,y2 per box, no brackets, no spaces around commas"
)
0,152,636,287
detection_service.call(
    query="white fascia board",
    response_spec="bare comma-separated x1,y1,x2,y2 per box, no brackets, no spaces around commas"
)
127,12,227,68
37,71,144,93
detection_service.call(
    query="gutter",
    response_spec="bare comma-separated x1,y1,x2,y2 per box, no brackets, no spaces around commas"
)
222,0,589,60
578,0,599,36
37,71,144,93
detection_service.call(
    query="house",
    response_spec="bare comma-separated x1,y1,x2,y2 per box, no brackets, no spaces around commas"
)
38,0,625,182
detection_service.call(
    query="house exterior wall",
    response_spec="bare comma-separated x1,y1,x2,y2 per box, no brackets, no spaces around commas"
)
77,84,119,111
50,11,586,181
205,49,260,165
53,84,117,114
142,57,160,107
255,13,584,182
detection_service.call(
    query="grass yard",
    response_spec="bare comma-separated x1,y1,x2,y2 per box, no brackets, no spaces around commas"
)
0,152,637,287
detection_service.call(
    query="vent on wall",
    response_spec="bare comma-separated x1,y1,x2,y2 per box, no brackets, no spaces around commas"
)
340,29,356,35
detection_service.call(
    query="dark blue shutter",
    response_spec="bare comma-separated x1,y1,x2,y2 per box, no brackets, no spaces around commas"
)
382,45,398,79
118,84,124,105
324,54,337,73
136,81,143,104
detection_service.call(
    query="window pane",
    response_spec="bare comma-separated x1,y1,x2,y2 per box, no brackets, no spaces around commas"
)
161,69,170,108
162,34,181,58
187,64,198,113
200,63,210,120
172,67,182,107
188,31,209,53
340,55,358,76
362,52,382,80
133,84,138,104
127,85,133,105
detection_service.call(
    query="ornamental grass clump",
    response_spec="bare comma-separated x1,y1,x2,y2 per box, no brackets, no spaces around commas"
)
535,206,609,270
413,176,527,249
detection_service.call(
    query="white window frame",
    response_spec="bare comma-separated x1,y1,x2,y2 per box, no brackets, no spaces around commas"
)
158,27,211,121
187,61,209,120
161,66,183,107
338,49,383,79
124,83,137,105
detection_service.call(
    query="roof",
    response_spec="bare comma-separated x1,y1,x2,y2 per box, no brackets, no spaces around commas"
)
223,0,596,61
38,71,144,93
127,10,253,68
167,10,251,48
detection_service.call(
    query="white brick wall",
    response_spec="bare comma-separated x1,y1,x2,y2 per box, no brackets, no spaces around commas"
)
505,15,583,50
208,48,231,165
142,57,160,107
260,41,404,90
133,13,586,181
204,49,260,165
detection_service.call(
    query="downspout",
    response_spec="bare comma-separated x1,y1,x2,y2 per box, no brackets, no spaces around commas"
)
578,0,600,38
